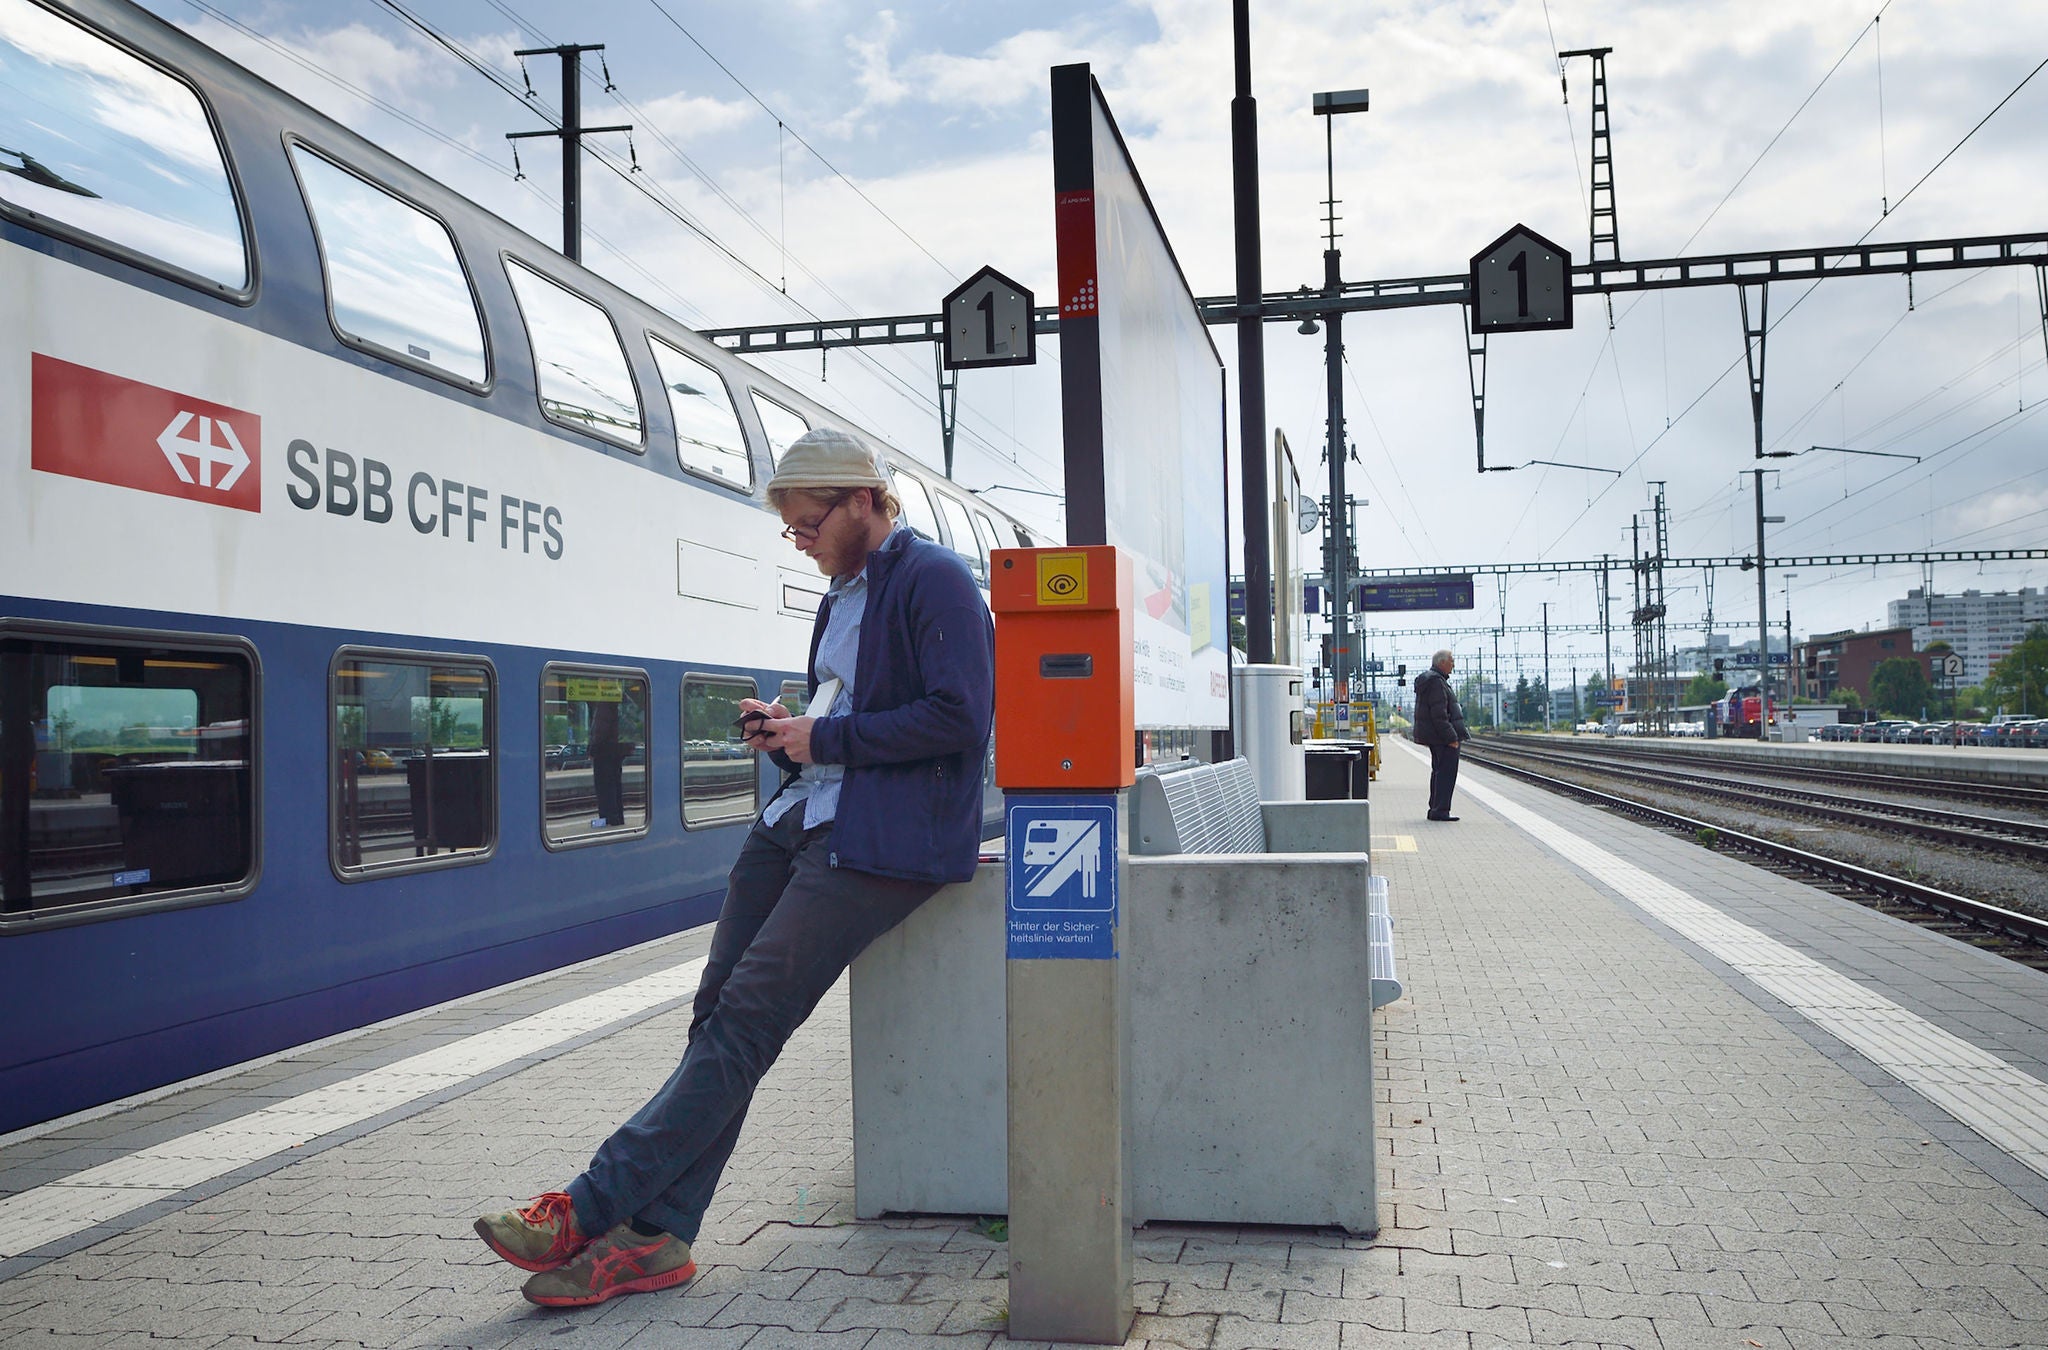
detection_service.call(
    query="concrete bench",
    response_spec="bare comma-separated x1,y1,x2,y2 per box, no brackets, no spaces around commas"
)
1133,759,1401,1011
849,757,1381,1235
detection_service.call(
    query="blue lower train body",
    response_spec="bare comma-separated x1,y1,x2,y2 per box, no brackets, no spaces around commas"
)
1,593,765,1133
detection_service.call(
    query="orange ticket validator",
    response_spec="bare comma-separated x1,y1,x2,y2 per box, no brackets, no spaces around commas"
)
990,546,1135,790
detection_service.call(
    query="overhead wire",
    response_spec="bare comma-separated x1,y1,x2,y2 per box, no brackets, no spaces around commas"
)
638,0,958,281
1539,46,2048,556
368,0,1060,492
482,0,1058,487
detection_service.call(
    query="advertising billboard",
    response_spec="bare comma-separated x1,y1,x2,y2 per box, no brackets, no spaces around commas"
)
1051,64,1230,732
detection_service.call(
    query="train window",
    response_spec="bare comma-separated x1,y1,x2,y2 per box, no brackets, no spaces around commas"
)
893,471,941,542
749,393,809,465
541,666,649,849
681,675,758,830
332,652,494,877
777,680,810,716
936,494,985,574
0,626,255,927
0,0,247,292
289,144,487,385
505,258,644,447
651,339,749,489
971,511,1004,562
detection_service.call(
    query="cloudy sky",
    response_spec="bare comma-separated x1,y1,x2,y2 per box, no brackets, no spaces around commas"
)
134,0,2048,683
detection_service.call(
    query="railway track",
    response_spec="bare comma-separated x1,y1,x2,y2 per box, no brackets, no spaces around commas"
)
1546,738,2048,810
1474,740,2048,864
1460,746,2048,971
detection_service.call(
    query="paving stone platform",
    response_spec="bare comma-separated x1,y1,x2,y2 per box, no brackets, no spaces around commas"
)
2,745,2046,1348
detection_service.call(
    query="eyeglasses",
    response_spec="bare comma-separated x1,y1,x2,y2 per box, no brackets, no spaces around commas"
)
779,499,841,543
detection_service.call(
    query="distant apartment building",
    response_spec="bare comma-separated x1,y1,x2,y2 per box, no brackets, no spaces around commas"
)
1795,626,1930,701
1671,632,1734,675
1888,587,2048,685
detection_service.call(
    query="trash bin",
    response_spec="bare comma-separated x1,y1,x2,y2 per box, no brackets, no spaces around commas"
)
405,752,491,851
105,760,250,888
1304,747,1357,801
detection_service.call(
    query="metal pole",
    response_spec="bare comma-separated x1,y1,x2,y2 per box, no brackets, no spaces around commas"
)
1324,117,1351,707
1785,602,1794,700
1541,601,1551,730
560,48,581,261
1602,554,1613,691
1232,0,1272,664
1754,469,1771,725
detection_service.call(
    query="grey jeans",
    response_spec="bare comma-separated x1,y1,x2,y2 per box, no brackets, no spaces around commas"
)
567,808,939,1241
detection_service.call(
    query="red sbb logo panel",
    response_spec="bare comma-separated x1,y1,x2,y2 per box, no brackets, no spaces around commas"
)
32,354,262,513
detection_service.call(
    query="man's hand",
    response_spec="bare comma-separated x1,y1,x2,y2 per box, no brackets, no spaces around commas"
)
759,715,817,763
736,697,789,747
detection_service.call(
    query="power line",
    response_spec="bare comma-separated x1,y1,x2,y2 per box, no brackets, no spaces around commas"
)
1540,50,2048,556
639,0,957,281
369,1,1058,491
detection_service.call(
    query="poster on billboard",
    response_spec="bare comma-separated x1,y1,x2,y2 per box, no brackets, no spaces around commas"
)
1050,63,1231,732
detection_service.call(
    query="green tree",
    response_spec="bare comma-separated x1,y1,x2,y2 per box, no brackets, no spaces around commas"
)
1985,624,2048,716
1455,674,1494,729
1684,672,1727,706
1869,657,1931,717
1835,686,1863,712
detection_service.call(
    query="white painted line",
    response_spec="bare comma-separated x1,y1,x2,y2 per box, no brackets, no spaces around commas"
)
0,957,706,1260
1403,740,2048,1182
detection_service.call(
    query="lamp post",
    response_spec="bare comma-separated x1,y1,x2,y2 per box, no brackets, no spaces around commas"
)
1780,572,1798,702
1751,469,1784,723
1311,88,1369,709
1231,0,1272,664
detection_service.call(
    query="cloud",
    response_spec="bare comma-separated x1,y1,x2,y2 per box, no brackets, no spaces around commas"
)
635,90,756,140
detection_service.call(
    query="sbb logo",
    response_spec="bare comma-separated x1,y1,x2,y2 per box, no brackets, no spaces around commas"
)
30,354,262,513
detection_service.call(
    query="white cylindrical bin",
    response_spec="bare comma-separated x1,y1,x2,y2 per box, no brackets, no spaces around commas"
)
1232,664,1307,801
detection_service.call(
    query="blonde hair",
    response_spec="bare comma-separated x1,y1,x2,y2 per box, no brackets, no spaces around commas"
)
767,483,901,521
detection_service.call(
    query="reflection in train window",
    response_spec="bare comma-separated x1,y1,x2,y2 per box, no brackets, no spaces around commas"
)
971,511,1004,563
682,675,757,830
290,145,487,384
936,494,985,574
332,652,494,877
505,258,643,446
893,471,940,542
778,680,809,716
0,0,247,289
0,628,254,923
749,393,809,466
652,339,749,489
541,666,649,849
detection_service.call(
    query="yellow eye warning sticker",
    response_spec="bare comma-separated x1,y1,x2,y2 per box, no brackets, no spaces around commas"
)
1036,551,1089,606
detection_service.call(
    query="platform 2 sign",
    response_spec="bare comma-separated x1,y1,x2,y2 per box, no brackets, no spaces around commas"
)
1006,795,1117,960
1355,575,1476,613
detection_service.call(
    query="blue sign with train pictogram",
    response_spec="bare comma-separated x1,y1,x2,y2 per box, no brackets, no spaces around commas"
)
1006,795,1118,959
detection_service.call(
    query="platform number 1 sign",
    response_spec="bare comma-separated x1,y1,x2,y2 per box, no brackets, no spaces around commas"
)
944,265,1037,369
1470,225,1574,334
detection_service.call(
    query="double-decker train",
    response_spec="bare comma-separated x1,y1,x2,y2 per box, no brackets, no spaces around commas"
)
0,0,1033,1132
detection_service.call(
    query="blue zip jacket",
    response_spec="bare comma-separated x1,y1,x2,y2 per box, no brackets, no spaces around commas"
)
769,529,994,883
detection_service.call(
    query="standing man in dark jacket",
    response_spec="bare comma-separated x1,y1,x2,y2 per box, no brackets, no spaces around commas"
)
1412,648,1470,822
476,429,994,1307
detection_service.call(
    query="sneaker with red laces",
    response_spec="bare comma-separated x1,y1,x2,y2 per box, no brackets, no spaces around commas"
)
521,1224,697,1307
473,1191,590,1272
